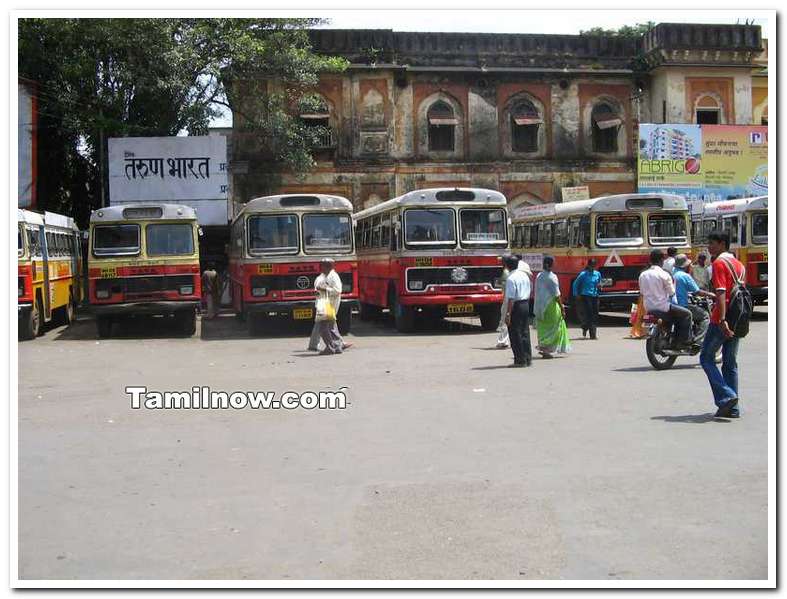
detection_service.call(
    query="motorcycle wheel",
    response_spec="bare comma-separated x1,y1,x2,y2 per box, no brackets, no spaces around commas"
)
646,336,678,370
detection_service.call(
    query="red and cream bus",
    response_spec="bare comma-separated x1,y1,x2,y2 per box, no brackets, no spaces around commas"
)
510,193,691,313
88,204,202,337
691,195,768,304
353,188,508,332
228,194,359,335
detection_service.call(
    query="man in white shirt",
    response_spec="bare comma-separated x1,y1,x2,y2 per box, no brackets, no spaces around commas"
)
638,249,692,347
662,246,678,274
691,252,712,290
503,254,533,367
314,258,352,355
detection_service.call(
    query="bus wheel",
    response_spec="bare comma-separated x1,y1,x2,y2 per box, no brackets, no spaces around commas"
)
177,310,196,336
337,306,352,335
96,315,113,339
19,300,41,340
478,305,500,331
392,295,415,333
359,302,379,321
63,295,76,325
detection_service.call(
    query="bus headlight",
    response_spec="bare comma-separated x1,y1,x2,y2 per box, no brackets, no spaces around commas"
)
252,287,267,297
96,289,110,299
759,273,768,282
179,285,194,295
599,278,614,288
408,280,424,291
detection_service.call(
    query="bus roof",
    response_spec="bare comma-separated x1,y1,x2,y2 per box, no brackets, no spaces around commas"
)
700,196,768,217
511,193,688,221
353,188,507,220
236,194,354,221
90,203,197,223
18,209,78,231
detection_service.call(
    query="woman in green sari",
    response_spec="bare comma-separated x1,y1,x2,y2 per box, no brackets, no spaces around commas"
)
534,255,571,358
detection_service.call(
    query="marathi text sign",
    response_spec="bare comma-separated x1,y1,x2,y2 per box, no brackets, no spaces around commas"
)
109,136,228,203
638,124,768,207
561,186,590,202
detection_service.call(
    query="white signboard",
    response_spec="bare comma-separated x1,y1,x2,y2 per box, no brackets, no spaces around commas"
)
18,82,35,208
109,136,228,225
512,203,556,219
520,252,544,273
561,186,590,202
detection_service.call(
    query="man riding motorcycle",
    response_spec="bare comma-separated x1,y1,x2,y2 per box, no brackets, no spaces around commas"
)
672,253,714,344
638,249,693,349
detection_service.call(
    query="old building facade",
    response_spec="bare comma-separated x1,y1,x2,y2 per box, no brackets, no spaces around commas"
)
228,23,765,214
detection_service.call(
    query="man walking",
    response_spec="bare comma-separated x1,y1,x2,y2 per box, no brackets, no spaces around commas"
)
572,259,601,339
700,231,746,418
503,254,532,367
638,249,692,347
314,258,352,355
201,263,220,320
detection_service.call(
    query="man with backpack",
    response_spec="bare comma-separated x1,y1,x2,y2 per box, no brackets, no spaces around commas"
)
700,230,753,419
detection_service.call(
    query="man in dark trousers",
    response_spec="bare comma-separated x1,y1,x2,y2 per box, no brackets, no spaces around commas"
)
572,258,602,339
503,254,532,367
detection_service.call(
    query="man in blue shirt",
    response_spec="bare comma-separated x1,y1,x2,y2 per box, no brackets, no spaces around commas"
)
572,259,602,339
672,254,713,344
503,254,533,367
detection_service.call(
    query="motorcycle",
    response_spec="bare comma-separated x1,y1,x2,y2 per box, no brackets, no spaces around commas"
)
643,293,713,370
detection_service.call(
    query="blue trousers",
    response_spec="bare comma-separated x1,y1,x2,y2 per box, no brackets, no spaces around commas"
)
699,323,740,411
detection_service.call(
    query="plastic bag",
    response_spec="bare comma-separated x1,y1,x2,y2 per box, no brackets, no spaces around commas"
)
315,297,337,321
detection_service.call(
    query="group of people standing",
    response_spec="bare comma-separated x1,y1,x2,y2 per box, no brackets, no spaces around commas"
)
497,254,571,367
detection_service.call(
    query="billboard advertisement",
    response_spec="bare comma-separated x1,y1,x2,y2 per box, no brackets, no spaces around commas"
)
638,124,768,211
108,135,229,225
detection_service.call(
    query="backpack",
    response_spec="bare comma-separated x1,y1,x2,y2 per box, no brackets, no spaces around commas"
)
718,257,753,338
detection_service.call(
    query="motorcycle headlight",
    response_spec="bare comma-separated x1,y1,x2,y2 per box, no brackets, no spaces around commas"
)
96,289,110,299
179,285,194,295
252,287,267,297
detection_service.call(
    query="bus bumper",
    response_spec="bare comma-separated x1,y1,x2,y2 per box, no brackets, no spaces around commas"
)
398,294,502,307
751,286,768,304
90,301,200,316
245,299,360,317
596,291,642,311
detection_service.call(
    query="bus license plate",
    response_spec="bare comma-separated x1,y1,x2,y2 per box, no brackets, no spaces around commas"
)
447,303,474,315
293,308,313,320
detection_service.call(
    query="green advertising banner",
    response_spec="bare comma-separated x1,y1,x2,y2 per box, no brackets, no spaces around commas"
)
638,124,768,207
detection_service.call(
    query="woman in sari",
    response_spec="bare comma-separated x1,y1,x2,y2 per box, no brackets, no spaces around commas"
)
534,255,571,358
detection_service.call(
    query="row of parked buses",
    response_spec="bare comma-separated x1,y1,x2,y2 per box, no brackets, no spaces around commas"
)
18,191,768,340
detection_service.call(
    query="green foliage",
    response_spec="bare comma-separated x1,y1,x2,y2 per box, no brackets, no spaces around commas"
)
580,22,656,38
18,18,347,225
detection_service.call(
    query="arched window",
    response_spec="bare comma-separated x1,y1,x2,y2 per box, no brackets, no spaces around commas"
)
591,102,621,153
761,104,768,126
695,95,721,125
427,101,457,152
510,100,541,153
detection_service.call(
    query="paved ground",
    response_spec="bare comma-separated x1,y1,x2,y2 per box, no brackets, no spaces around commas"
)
18,307,769,580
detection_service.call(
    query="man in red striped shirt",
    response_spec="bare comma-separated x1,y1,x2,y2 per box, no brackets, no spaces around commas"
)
699,230,746,419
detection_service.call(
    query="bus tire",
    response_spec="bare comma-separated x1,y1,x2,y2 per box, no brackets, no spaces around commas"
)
337,306,352,335
392,295,415,333
19,298,42,340
63,292,76,326
359,302,379,321
96,315,113,338
478,305,500,331
177,310,196,336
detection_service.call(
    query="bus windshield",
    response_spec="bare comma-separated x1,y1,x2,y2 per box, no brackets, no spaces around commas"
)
595,214,643,247
752,212,767,245
146,223,194,256
648,213,688,246
303,214,353,253
93,224,140,256
459,209,507,246
404,208,456,248
248,214,299,255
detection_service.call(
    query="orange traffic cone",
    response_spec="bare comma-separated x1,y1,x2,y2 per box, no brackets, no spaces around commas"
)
628,295,647,339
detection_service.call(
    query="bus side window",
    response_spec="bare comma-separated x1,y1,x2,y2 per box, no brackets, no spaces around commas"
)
722,216,739,244
578,216,590,247
528,224,538,248
380,213,391,248
740,218,747,247
555,219,568,248
391,214,400,251
354,220,363,249
371,216,381,248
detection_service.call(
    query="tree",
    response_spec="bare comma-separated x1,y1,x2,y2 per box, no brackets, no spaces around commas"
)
18,18,347,225
580,22,656,38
